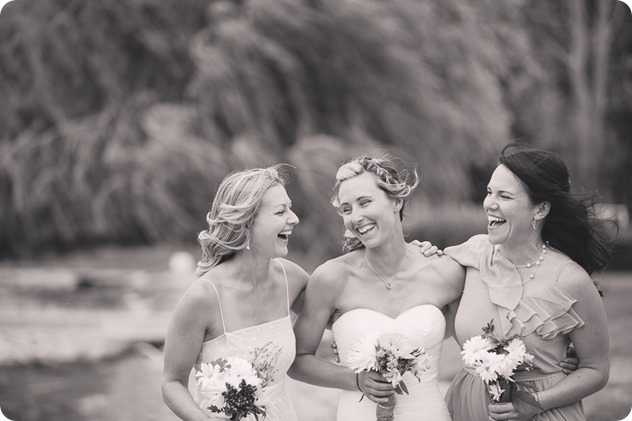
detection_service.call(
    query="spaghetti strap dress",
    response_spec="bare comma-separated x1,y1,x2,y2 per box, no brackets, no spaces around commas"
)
188,259,297,421
444,235,587,421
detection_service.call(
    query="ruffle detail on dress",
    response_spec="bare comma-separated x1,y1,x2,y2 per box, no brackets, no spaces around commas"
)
446,234,585,340
503,284,585,339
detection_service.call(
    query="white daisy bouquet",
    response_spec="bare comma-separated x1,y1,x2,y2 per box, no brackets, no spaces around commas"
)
461,320,535,404
195,357,266,420
347,332,431,421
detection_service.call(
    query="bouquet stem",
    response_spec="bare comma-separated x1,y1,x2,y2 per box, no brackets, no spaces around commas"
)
376,394,396,421
488,378,514,404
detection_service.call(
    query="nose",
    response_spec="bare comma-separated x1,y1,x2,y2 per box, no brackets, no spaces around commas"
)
288,209,299,225
350,206,364,225
483,194,497,212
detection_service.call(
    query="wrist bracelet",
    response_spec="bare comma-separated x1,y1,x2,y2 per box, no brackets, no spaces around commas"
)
355,372,362,392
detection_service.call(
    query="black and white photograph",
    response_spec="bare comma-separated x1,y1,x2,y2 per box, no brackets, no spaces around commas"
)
0,1,631,420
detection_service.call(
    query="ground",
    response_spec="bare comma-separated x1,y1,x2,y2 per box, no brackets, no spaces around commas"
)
0,247,630,421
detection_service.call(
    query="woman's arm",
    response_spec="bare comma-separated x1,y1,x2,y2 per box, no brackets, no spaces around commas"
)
162,283,217,421
443,299,459,340
536,267,610,408
490,265,610,420
432,256,466,341
278,258,310,317
288,261,395,405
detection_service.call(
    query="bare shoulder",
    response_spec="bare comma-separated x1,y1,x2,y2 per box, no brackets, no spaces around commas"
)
170,278,217,325
310,253,354,290
424,253,465,280
274,258,310,289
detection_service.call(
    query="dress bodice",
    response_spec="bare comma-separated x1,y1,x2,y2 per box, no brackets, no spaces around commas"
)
331,304,451,420
444,235,588,421
188,259,297,421
445,235,585,374
333,305,445,381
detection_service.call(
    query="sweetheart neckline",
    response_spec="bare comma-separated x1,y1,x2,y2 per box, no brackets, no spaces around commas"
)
332,304,443,329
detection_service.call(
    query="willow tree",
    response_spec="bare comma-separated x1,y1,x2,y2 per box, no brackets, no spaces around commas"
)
184,0,538,258
0,0,211,257
0,0,558,259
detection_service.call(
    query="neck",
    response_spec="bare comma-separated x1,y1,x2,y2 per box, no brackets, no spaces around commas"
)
496,238,545,267
365,237,408,272
228,252,273,288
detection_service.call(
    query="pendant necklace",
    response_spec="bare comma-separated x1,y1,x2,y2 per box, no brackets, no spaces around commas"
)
365,254,406,290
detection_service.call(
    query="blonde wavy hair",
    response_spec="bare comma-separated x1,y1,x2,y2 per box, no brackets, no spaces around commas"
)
195,165,288,278
331,154,419,253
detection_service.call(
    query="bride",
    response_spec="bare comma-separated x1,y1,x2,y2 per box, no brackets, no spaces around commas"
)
289,155,466,420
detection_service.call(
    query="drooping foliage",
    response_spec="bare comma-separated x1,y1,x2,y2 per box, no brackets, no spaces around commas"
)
0,0,629,260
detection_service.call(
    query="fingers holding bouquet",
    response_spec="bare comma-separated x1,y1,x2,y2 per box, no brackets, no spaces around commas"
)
488,400,540,421
356,370,396,405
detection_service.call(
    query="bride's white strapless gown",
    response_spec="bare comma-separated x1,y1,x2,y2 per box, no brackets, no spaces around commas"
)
331,304,451,420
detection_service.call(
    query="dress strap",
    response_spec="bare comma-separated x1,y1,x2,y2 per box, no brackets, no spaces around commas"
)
272,259,291,316
203,279,226,334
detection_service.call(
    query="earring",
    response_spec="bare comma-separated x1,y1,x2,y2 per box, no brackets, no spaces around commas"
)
532,218,537,230
246,240,250,250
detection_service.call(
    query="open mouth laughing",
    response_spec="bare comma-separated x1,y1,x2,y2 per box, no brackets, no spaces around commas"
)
488,216,506,229
356,224,376,236
277,230,292,240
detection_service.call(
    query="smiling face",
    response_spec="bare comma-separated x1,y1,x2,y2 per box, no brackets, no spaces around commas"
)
483,164,540,247
249,184,299,258
336,171,402,249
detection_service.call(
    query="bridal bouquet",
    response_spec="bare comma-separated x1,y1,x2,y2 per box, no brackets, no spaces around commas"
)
347,332,431,421
461,320,535,404
195,357,267,420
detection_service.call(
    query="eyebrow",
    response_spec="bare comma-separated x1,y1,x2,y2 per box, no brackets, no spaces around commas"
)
488,185,516,196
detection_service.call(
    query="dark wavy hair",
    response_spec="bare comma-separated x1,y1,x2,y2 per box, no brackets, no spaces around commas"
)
499,143,613,275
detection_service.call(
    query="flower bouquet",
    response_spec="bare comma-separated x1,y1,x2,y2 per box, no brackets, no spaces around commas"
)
195,356,266,420
461,320,536,405
347,332,430,421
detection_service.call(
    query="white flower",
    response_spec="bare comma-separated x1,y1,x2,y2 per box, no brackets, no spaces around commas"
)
505,337,534,368
411,352,431,379
223,357,261,389
461,335,494,367
492,354,518,378
383,368,403,386
196,362,227,396
378,332,417,358
347,332,380,372
475,352,506,383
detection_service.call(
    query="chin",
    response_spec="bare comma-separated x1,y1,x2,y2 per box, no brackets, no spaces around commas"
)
486,230,507,245
275,246,289,257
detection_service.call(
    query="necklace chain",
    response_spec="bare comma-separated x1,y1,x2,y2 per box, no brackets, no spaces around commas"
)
513,243,548,281
365,254,406,290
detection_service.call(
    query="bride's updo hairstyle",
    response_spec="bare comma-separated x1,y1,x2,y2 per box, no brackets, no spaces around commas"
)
331,153,420,253
195,165,288,278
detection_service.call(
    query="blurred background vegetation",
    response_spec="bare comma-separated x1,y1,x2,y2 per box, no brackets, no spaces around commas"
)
1,2,632,420
0,0,631,266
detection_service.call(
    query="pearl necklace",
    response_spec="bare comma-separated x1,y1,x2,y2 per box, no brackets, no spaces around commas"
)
365,254,406,290
514,243,548,280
